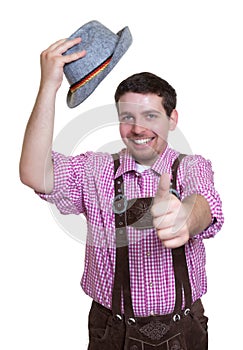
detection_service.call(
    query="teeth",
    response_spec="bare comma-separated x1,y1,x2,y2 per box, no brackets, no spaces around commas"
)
133,138,152,145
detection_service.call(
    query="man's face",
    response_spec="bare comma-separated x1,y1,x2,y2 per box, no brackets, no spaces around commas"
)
118,92,178,166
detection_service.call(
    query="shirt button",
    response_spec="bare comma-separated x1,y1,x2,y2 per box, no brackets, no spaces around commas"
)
150,311,155,316
149,282,153,287
146,251,151,257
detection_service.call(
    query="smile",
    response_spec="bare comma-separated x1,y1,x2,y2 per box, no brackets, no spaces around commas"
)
132,137,154,145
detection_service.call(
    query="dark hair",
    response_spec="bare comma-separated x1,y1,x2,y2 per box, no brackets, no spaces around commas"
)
114,72,177,117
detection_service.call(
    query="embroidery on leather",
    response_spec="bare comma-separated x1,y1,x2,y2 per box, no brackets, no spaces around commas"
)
139,320,170,340
127,198,154,229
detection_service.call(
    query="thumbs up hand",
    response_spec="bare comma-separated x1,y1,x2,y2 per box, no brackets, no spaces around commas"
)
151,173,190,249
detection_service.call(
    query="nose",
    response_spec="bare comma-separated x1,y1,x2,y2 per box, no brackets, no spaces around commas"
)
131,122,147,135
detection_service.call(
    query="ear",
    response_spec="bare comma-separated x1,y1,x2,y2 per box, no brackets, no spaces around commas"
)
169,109,178,131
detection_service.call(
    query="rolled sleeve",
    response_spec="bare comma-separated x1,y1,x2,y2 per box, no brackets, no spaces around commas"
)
36,151,85,215
179,155,224,239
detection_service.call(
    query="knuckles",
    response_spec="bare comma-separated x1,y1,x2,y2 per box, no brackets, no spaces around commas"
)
152,197,190,248
158,223,190,245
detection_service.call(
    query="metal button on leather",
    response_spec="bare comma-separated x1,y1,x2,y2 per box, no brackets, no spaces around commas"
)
130,345,138,350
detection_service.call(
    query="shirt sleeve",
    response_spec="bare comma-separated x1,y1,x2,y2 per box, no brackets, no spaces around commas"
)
178,155,224,239
36,151,86,215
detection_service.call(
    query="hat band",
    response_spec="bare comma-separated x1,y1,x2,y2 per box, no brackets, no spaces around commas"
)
70,55,112,94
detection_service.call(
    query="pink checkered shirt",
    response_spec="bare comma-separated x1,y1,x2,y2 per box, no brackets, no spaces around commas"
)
38,146,224,316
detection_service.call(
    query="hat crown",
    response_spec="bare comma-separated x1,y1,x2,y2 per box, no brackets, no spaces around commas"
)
64,21,119,85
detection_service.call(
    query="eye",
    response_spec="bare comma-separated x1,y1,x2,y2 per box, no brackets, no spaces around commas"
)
147,113,157,120
119,115,134,123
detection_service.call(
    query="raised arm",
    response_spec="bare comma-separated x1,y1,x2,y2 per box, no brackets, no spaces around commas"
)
19,38,86,193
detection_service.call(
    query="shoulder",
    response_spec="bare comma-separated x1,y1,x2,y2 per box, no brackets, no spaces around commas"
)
50,151,116,182
177,154,215,188
52,150,114,167
179,154,213,173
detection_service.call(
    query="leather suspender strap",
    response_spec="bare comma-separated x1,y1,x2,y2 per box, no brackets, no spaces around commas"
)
171,154,193,313
112,154,133,319
111,153,192,319
171,153,186,190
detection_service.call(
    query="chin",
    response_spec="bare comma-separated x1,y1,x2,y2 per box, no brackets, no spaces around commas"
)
131,151,159,166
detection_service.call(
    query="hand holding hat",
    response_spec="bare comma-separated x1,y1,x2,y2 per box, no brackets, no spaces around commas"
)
63,20,133,108
40,37,86,93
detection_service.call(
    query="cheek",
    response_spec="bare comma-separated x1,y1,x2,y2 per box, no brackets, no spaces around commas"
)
119,124,129,139
153,122,169,141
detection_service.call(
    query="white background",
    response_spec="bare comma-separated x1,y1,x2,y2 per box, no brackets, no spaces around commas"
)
1,0,241,348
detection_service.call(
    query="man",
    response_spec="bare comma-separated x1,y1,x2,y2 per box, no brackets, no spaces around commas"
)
19,37,224,349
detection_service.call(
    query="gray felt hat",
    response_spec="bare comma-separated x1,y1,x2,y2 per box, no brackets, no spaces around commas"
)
63,20,133,108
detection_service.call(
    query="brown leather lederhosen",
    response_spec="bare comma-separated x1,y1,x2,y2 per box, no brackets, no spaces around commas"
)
88,154,208,350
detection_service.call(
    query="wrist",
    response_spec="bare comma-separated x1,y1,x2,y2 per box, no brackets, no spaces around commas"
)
39,79,60,95
182,194,212,238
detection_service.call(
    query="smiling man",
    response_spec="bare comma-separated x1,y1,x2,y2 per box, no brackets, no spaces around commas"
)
19,37,224,349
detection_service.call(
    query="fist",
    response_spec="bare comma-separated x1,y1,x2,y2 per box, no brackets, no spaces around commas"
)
151,173,190,249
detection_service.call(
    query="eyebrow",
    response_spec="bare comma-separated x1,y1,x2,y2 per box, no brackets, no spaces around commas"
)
141,109,162,116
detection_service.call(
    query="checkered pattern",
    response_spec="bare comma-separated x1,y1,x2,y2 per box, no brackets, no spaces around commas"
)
37,146,224,316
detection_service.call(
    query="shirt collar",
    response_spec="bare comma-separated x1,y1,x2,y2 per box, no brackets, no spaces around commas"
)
114,149,137,178
115,145,179,179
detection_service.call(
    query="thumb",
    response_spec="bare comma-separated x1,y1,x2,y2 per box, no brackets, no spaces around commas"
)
154,173,171,203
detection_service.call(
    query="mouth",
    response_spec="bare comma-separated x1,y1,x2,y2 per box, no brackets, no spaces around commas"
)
132,137,155,145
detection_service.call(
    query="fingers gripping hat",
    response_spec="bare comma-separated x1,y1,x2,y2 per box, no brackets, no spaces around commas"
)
63,20,133,108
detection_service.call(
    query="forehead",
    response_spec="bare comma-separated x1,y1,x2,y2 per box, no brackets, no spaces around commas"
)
117,92,165,114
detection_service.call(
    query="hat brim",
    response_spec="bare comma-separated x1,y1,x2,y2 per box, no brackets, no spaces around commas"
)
67,26,132,108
